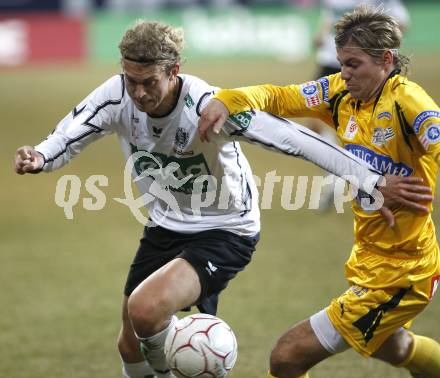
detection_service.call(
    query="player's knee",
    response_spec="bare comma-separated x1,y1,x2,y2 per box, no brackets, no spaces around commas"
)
117,332,137,360
374,329,414,366
270,340,305,377
269,347,290,377
127,292,165,337
390,332,414,365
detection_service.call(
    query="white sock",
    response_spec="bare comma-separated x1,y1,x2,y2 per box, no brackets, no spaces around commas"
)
139,316,178,378
121,359,155,378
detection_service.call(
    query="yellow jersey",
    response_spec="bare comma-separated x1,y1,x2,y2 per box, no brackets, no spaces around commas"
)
215,71,440,257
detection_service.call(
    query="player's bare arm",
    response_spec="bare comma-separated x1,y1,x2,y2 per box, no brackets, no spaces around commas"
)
14,146,45,175
199,98,229,142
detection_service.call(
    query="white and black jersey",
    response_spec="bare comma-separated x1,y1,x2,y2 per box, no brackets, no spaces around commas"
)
35,74,381,235
35,74,260,236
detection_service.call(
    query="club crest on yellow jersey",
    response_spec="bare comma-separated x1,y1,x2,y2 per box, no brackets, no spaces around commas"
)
371,127,395,146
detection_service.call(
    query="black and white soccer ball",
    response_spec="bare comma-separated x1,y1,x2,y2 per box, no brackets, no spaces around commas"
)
164,314,238,378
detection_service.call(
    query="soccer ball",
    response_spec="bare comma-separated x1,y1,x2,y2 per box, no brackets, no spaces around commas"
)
164,314,238,378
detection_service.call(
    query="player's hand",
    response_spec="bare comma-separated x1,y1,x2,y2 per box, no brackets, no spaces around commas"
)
14,146,45,175
379,174,433,227
198,99,230,142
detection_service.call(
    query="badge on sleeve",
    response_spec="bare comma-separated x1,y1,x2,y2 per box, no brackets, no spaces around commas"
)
413,110,440,133
420,124,440,150
300,81,322,107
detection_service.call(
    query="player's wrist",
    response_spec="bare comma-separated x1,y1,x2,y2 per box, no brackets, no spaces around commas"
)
375,174,386,190
30,149,46,173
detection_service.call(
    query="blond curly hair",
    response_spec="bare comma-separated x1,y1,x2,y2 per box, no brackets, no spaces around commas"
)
119,20,184,73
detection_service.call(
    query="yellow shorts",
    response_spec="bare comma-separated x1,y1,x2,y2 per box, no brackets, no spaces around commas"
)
327,244,440,357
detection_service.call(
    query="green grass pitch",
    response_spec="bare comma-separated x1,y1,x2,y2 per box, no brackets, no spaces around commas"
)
1,55,440,377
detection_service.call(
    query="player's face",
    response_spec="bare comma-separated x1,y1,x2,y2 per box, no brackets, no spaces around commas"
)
337,44,392,103
122,59,179,116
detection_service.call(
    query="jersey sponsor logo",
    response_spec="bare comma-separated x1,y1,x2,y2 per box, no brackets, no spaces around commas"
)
377,111,392,121
184,93,194,108
345,144,413,176
317,77,329,103
131,144,211,194
413,110,440,134
120,149,194,227
371,127,395,146
228,111,253,130
300,81,322,107
420,125,440,150
343,116,358,140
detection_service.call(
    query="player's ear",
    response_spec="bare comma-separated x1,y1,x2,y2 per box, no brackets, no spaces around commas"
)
383,50,393,67
169,63,180,79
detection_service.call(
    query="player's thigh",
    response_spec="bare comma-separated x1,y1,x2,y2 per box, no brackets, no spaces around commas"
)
131,257,201,318
124,225,258,317
271,319,332,368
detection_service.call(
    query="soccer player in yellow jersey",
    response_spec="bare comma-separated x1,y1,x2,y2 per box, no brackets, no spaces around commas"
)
199,6,440,378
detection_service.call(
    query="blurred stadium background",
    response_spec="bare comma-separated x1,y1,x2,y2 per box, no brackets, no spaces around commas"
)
1,1,439,377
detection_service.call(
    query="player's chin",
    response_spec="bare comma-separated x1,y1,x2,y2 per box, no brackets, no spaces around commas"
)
134,103,148,112
347,88,363,99
136,102,156,113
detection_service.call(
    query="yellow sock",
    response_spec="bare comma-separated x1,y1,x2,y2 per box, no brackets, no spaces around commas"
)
399,333,440,377
267,371,310,378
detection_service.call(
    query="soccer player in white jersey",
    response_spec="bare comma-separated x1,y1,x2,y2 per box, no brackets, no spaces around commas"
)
14,21,432,378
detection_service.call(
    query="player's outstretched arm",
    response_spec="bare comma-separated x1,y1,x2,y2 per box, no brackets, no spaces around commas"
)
14,146,45,175
379,175,433,227
215,108,433,228
199,99,229,142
